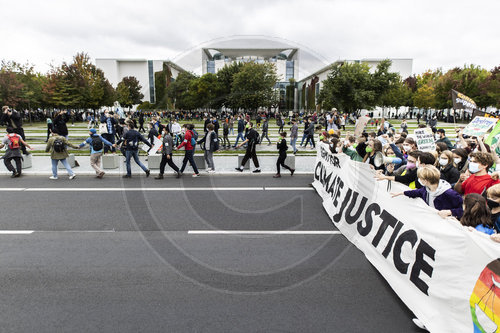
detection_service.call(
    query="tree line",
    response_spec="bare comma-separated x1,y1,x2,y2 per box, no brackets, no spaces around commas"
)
317,60,500,114
0,52,143,111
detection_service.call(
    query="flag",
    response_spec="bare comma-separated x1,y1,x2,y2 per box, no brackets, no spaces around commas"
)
451,89,477,113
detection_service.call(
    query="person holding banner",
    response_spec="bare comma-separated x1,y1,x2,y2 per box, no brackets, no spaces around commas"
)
391,165,463,219
461,194,496,235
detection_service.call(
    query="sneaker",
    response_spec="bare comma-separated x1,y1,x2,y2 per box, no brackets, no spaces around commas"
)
145,169,150,177
69,174,76,180
49,176,58,180
412,318,427,330
97,171,105,179
208,169,215,173
273,174,281,178
10,173,17,178
290,169,295,176
192,173,200,177
14,173,20,178
155,174,164,180
122,174,131,178
235,167,243,172
205,168,212,173
252,169,261,173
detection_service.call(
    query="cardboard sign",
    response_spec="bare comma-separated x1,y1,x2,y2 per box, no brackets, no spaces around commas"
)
354,116,370,137
414,128,436,152
462,116,498,137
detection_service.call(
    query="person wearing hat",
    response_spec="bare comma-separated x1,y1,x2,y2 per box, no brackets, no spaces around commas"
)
78,128,113,178
435,129,453,150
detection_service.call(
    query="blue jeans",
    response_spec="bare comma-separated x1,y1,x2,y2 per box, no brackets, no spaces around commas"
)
52,159,74,177
125,150,148,176
229,127,234,135
300,132,308,146
234,132,245,147
290,138,297,153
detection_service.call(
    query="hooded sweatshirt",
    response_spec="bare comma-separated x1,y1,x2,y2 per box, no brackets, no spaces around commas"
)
404,179,464,218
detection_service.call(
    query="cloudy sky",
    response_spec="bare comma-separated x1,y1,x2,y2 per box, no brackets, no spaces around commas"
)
2,0,498,76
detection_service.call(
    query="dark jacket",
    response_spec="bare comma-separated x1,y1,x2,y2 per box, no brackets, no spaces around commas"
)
116,129,151,151
277,138,288,155
198,131,217,152
404,180,463,218
436,136,453,150
53,113,69,136
161,134,174,155
1,111,23,129
439,164,460,185
237,119,245,133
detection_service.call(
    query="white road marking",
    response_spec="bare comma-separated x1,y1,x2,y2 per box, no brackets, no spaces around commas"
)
0,187,313,192
188,230,341,235
0,230,34,234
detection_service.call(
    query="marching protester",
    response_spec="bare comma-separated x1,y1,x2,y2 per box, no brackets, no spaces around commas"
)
235,122,261,173
177,124,200,177
435,129,453,150
438,150,460,185
46,117,54,142
486,184,500,233
45,130,79,180
222,119,231,149
259,117,271,145
391,165,463,219
363,139,385,172
233,115,246,148
78,128,113,178
155,126,180,179
454,152,500,195
197,123,217,173
0,127,33,177
114,122,151,178
273,132,295,178
451,148,469,173
100,110,117,154
290,119,299,154
461,193,496,235
1,106,29,155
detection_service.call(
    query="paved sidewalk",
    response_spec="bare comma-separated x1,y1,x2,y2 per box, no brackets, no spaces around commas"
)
0,154,316,176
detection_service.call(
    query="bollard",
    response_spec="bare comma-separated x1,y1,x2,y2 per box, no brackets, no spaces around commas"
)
102,154,121,169
237,154,251,170
21,154,32,169
147,154,162,169
58,154,76,169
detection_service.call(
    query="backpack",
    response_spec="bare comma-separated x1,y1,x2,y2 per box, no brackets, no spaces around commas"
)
212,132,220,151
91,136,103,151
53,137,65,153
190,129,199,147
7,134,20,149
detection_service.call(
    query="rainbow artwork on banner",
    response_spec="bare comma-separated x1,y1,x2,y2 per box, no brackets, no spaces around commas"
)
469,259,500,333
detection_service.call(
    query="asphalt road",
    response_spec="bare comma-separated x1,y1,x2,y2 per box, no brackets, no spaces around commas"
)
0,175,421,332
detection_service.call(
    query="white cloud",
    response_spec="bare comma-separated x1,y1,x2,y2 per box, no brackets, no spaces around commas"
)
1,0,499,75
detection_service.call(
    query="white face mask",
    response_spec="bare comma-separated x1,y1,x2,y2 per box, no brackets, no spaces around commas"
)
435,134,440,140
403,145,411,152
416,161,420,168
439,158,448,166
418,178,425,186
453,157,462,164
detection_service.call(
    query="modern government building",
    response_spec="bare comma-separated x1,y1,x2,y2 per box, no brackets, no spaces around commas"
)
96,36,413,111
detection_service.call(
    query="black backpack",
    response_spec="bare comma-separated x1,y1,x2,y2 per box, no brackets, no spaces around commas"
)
53,138,65,153
91,136,103,151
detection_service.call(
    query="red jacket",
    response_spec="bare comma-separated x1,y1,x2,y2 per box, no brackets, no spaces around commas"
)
177,130,194,150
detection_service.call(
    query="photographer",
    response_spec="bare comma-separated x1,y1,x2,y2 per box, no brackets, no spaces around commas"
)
1,106,29,155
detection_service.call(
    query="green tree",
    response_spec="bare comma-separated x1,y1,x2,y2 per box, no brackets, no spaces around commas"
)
480,66,500,108
229,62,279,111
216,62,244,109
0,69,24,107
191,73,220,109
413,85,436,110
317,62,375,114
116,76,144,109
166,71,198,110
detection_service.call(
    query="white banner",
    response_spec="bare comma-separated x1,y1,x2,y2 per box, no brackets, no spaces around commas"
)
312,144,500,333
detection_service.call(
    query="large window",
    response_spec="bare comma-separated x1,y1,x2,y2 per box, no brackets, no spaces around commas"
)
286,61,294,80
207,61,215,74
148,60,155,104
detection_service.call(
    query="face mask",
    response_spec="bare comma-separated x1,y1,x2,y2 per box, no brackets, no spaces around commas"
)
453,157,461,164
439,158,448,166
403,145,411,152
435,134,440,140
418,178,425,186
366,147,373,153
468,162,480,174
416,161,420,168
487,199,500,210
406,162,416,170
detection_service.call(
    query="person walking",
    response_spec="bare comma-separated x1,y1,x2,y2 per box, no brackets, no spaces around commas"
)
290,119,299,154
177,124,200,177
259,117,271,145
229,116,234,135
0,127,33,177
45,131,79,180
233,115,246,148
155,126,180,179
1,106,29,155
114,122,151,178
304,119,316,148
138,112,145,133
198,123,218,172
274,132,295,178
78,128,113,178
222,119,230,148
46,117,54,142
100,111,117,154
235,122,261,173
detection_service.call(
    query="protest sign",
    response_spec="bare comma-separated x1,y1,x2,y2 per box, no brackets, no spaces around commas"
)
142,136,163,155
414,128,436,152
313,144,500,332
462,116,498,137
354,116,370,137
